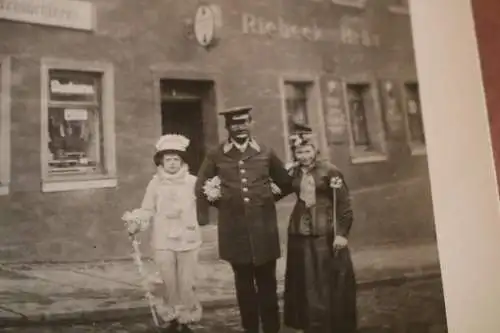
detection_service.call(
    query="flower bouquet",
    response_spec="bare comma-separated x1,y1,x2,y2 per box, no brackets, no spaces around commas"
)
122,208,151,234
121,208,160,328
203,176,222,203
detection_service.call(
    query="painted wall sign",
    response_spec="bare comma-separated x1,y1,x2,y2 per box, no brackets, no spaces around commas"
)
194,5,219,47
241,12,380,47
0,0,95,31
321,77,348,143
50,80,95,95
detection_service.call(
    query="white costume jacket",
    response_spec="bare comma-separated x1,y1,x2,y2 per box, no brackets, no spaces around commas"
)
138,165,201,251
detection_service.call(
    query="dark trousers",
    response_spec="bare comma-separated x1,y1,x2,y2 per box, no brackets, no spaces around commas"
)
230,260,280,333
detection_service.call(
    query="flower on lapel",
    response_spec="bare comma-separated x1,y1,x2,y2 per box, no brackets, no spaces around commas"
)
203,176,222,202
330,176,343,189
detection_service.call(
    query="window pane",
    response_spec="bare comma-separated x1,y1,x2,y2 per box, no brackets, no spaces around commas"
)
285,83,307,100
285,82,309,132
49,70,100,104
347,84,371,148
47,106,103,175
405,83,425,144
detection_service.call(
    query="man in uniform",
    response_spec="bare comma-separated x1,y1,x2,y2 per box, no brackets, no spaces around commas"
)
195,106,292,333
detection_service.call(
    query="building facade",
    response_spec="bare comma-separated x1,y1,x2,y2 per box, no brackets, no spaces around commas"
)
0,0,435,262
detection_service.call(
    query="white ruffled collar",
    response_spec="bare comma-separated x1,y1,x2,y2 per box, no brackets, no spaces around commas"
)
156,164,189,183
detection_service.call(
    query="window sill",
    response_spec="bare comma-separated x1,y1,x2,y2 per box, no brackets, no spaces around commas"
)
388,5,410,15
351,152,388,164
331,0,366,9
410,145,427,156
0,184,8,196
42,177,117,193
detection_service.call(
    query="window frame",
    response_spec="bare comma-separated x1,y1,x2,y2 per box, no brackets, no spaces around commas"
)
40,58,117,193
401,79,426,156
331,0,367,9
279,75,328,163
342,75,388,164
0,56,11,196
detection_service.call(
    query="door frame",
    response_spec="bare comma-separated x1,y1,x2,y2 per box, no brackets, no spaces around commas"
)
150,65,225,145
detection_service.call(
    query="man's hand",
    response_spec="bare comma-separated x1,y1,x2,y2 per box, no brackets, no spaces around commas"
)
270,181,282,195
285,161,298,173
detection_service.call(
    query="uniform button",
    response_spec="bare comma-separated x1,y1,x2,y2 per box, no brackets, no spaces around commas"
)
242,178,248,183
244,197,250,203
240,169,246,174
243,187,248,192
239,160,244,165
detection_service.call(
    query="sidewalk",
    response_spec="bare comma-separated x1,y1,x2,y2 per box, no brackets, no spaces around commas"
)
0,240,441,327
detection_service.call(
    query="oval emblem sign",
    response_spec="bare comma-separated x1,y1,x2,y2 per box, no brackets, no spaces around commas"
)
194,5,216,47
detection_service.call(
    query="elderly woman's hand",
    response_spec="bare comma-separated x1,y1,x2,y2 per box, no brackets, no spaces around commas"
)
333,235,348,249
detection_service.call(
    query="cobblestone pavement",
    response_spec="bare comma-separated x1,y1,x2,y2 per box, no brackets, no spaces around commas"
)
0,277,447,333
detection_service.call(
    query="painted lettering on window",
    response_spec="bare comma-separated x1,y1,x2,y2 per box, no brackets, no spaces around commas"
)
50,80,95,95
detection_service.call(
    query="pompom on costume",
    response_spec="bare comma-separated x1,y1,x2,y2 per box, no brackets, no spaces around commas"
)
123,134,203,329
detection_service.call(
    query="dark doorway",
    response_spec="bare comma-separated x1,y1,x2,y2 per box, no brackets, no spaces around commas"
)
161,99,205,175
159,78,218,226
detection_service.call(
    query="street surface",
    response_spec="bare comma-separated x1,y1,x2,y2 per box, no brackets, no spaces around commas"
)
0,277,447,333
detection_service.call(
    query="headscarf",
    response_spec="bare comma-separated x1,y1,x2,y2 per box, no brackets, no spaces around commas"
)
289,123,318,208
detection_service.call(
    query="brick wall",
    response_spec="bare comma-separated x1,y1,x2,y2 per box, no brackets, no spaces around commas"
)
0,0,436,262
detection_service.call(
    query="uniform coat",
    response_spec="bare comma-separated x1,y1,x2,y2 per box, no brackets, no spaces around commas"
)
195,139,292,266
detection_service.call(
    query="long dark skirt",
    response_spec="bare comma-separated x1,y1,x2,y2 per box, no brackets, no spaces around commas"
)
283,234,357,333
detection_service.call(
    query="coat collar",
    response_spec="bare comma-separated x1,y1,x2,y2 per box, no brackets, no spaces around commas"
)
223,138,261,154
155,164,189,184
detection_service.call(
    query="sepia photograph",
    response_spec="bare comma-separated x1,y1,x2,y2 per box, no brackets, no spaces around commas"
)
0,0,449,332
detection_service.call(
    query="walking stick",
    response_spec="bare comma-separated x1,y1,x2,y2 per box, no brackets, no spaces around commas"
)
128,233,161,328
331,178,347,331
332,183,338,258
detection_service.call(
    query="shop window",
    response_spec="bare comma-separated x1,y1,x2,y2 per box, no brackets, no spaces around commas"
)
41,59,116,192
389,0,410,14
343,80,387,163
0,57,11,196
402,82,426,155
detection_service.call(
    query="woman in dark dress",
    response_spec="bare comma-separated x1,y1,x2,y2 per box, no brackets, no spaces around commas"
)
283,124,357,333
